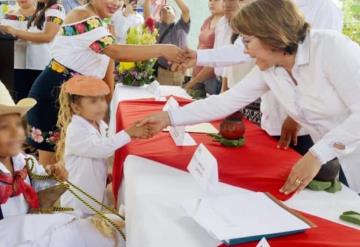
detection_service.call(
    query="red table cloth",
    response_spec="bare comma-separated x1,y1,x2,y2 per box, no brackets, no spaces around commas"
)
113,98,360,246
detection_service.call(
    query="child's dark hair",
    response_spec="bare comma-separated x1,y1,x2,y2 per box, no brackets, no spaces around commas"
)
28,0,58,29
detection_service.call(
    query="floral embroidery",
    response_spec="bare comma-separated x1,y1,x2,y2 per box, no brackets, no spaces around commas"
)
89,35,115,53
4,14,30,22
46,16,64,25
29,127,60,145
87,18,101,28
61,17,104,36
48,59,81,77
31,127,44,143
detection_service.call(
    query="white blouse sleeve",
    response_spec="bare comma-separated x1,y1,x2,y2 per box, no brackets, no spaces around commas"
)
45,4,65,25
310,33,360,164
168,66,269,126
66,126,131,159
197,38,252,68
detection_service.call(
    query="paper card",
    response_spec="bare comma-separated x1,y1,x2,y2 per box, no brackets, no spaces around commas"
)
146,80,164,101
162,96,179,111
187,144,219,194
257,237,270,247
169,125,197,146
163,123,218,134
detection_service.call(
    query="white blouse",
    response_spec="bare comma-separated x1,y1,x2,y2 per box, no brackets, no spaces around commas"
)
168,30,360,193
26,4,65,70
51,16,115,79
0,153,54,218
196,0,343,136
61,115,131,215
1,14,28,69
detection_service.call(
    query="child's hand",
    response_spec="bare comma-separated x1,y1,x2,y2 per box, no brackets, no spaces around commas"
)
45,161,68,181
126,123,153,139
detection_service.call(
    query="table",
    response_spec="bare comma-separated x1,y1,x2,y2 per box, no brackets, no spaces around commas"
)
113,99,301,203
109,83,191,134
123,155,360,247
111,90,360,246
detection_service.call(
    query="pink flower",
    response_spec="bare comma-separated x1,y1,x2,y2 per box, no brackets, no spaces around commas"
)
90,42,102,53
31,127,44,143
48,131,60,143
75,23,86,34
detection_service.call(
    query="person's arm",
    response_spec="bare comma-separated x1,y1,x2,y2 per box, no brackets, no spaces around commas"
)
0,21,60,43
174,0,190,24
197,37,252,67
144,0,152,20
221,77,229,92
185,67,214,90
103,43,185,63
137,66,269,134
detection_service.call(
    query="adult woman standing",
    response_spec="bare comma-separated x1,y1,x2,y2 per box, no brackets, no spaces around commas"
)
26,0,184,165
0,0,35,102
184,0,223,94
0,0,64,101
138,0,360,195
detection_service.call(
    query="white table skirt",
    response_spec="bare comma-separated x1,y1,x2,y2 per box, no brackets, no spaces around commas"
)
109,83,191,134
121,155,360,247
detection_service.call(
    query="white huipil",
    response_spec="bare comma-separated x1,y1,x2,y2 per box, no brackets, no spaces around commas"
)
1,14,28,69
168,30,360,193
26,4,65,71
51,16,115,79
196,0,343,136
61,115,131,215
111,9,144,44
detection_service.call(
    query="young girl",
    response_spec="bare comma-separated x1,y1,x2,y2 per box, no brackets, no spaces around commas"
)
0,0,65,102
0,81,125,246
57,75,151,215
0,0,35,101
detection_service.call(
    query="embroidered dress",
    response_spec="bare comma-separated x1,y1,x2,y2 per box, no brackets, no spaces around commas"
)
27,16,116,151
26,3,65,70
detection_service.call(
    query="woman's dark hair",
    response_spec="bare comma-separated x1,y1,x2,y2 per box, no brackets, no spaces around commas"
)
28,0,59,29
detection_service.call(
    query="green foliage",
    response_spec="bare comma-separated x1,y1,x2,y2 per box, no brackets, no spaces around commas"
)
343,0,360,44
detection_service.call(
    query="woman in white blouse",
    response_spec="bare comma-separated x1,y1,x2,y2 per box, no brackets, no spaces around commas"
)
0,0,66,94
0,0,35,101
19,0,183,166
138,0,360,195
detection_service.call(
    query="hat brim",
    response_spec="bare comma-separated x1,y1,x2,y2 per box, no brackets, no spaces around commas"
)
0,98,37,117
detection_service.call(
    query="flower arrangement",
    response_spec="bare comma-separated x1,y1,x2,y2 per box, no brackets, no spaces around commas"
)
116,18,159,87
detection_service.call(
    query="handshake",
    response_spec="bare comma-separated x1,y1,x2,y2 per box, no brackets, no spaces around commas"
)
125,112,173,139
163,45,198,73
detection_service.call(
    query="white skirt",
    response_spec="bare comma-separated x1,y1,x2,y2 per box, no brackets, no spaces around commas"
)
0,213,125,247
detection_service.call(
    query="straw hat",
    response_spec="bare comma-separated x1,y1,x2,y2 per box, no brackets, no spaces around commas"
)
63,75,110,96
0,81,36,117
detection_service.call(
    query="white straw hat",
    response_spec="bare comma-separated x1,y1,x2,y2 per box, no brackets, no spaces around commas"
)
0,81,36,117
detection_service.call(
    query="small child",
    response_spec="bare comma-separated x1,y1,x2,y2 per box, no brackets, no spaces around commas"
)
57,75,151,215
0,80,124,246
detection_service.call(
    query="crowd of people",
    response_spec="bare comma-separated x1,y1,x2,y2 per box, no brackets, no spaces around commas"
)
0,0,359,246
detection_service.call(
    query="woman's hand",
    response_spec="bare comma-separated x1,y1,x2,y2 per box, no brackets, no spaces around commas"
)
136,111,171,136
160,44,187,65
0,25,17,37
45,161,68,181
278,116,300,150
280,152,322,195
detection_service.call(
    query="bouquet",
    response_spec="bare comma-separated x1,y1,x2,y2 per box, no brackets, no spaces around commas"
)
116,18,159,87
